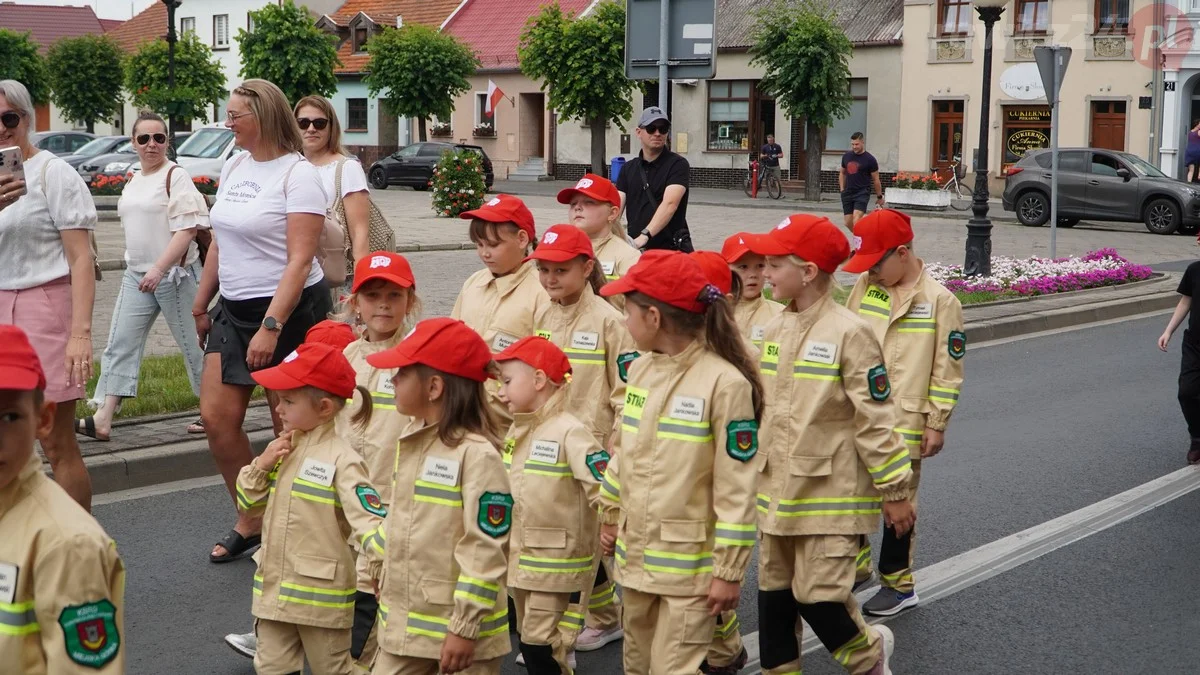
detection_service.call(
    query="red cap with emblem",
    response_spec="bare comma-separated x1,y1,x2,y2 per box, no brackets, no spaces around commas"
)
525,224,596,263
493,335,572,385
0,325,46,391
689,251,734,295
352,251,415,292
600,249,719,313
557,173,621,208
366,317,494,382
459,193,536,241
841,209,914,273
720,232,755,264
305,320,357,352
744,214,851,274
251,342,358,398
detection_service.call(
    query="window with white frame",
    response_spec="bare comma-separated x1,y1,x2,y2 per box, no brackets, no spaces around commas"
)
180,17,195,35
475,93,495,126
213,15,230,48
825,79,869,152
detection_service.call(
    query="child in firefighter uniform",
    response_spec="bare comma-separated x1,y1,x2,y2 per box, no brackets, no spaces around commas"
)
0,325,126,675
494,336,607,674
365,318,513,675
558,174,640,313
746,214,915,675
596,250,763,675
722,232,784,351
453,194,551,426
843,209,964,617
236,342,389,674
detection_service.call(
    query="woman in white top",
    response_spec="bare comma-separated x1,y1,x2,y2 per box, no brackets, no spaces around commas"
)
294,95,371,290
191,79,331,563
0,79,97,510
76,112,210,441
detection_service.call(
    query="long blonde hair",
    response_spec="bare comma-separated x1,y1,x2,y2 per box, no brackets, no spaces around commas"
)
233,79,303,155
293,95,347,157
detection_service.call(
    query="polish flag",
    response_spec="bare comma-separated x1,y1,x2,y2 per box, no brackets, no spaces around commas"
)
486,80,505,115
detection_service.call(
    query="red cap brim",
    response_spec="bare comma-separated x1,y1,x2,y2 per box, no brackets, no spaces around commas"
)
722,244,751,264
743,233,791,257
841,249,886,274
599,275,637,297
524,248,584,264
352,271,414,292
366,348,418,370
556,187,582,205
459,207,508,223
250,366,308,392
0,367,43,391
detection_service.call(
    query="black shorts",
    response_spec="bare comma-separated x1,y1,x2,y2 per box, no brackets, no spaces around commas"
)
204,281,333,386
841,189,871,215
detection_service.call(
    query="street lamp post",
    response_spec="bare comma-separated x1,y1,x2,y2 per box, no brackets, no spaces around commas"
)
162,0,182,160
963,0,1009,277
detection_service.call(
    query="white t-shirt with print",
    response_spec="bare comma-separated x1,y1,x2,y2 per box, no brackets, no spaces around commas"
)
313,157,369,209
118,161,210,274
209,153,327,301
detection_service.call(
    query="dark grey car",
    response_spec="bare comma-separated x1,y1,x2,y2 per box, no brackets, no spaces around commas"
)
1002,147,1200,235
64,136,130,170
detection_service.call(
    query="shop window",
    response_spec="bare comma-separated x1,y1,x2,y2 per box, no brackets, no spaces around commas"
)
707,81,752,150
825,79,869,152
1002,106,1051,168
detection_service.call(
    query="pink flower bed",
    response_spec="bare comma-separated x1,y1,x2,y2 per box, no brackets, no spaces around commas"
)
925,249,1154,297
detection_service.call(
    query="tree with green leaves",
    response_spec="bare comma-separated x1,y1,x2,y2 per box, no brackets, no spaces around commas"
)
519,1,636,174
0,30,49,105
125,32,226,125
750,0,852,200
364,24,478,142
46,35,125,133
238,0,339,105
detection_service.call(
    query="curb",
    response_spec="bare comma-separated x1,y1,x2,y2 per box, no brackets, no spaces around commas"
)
965,288,1178,343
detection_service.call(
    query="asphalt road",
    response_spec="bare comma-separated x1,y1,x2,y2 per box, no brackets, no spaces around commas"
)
94,313,1199,674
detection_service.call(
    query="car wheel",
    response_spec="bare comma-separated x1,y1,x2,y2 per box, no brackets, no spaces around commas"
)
369,167,388,190
1057,218,1079,228
1015,191,1050,227
1144,197,1181,235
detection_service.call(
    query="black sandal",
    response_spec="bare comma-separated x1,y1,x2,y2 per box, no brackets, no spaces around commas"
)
74,416,110,442
210,530,261,564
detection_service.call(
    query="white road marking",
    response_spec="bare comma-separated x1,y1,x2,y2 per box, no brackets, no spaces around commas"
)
741,464,1200,672
971,309,1171,351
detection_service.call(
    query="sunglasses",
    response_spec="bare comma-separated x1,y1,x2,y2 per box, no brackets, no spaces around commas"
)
1,111,21,129
643,123,670,135
136,133,168,145
296,117,329,131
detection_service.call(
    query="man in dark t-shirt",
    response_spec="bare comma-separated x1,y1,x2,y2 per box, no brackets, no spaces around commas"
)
616,106,693,252
1159,260,1200,463
760,134,783,183
839,131,884,231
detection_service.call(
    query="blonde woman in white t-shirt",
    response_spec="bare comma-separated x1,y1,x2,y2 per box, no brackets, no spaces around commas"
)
77,112,210,442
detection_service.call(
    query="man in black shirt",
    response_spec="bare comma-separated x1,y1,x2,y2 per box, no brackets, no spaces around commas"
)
839,131,884,231
760,134,783,183
616,106,693,252
1158,259,1200,463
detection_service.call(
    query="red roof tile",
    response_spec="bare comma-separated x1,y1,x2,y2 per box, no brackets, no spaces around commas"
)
327,0,462,74
444,0,592,72
0,2,105,54
99,19,125,33
104,2,166,54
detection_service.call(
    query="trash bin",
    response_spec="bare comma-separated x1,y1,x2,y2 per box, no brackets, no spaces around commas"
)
610,156,626,184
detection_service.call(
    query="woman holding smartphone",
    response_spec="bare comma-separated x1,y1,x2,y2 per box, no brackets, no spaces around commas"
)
0,79,98,511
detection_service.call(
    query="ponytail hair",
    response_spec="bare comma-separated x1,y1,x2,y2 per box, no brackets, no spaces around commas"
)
727,271,743,306
582,255,607,296
349,385,373,430
417,365,502,449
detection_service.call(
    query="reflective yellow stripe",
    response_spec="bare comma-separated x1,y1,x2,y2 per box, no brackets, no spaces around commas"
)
236,484,267,510
406,611,450,638
869,449,912,484
518,554,594,573
833,630,871,666
589,584,615,609
656,417,713,443
523,460,572,478
600,472,620,503
291,477,341,506
714,522,756,547
615,538,626,565
858,285,891,320
928,385,960,404
454,576,500,608
793,360,842,381
564,348,606,365
362,525,386,556
378,603,389,627
622,386,647,433
558,610,585,630
713,611,740,639
413,480,463,507
756,493,770,514
898,318,936,333
479,608,510,638
279,581,356,608
761,341,780,376
896,427,924,446
370,392,397,410
774,496,882,517
643,549,713,575
0,600,38,636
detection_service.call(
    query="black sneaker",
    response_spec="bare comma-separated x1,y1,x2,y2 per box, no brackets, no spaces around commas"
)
1188,439,1200,465
700,647,748,674
862,588,919,617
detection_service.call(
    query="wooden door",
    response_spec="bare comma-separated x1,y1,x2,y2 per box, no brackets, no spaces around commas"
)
930,100,965,182
1090,100,1126,151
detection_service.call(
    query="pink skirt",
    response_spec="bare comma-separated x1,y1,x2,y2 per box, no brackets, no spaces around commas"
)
0,277,86,402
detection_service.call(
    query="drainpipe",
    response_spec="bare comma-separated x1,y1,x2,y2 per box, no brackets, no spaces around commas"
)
1150,0,1163,163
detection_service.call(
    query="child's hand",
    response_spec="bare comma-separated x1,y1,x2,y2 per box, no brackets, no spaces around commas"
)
440,632,476,673
920,428,945,458
599,523,617,555
883,499,916,537
707,578,740,616
1159,331,1172,352
254,431,294,472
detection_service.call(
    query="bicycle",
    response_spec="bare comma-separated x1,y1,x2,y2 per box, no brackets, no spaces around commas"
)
743,156,783,200
939,155,973,211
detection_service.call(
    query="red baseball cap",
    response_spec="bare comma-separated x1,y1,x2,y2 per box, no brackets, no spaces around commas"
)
557,174,621,208
720,233,755,264
352,251,415,292
252,342,358,398
494,336,572,385
525,224,596,263
305,320,357,352
600,249,716,313
366,317,494,382
842,209,915,273
459,194,536,241
744,214,851,274
0,325,46,390
689,251,733,295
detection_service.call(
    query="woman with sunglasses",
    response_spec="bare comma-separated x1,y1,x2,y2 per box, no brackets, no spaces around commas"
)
76,112,210,443
0,80,98,510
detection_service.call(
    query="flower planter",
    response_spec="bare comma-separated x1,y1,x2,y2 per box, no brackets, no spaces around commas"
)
885,187,950,211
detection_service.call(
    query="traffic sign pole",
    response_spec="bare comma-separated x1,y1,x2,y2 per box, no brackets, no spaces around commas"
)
659,0,670,110
1034,45,1071,259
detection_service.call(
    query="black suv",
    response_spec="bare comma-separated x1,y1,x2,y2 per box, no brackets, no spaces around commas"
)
368,142,494,190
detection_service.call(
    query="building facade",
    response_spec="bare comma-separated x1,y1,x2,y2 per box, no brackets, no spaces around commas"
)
1156,1,1200,179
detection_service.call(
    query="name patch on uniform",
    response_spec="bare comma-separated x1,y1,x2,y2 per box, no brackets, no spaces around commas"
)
617,352,639,383
726,420,759,462
299,458,335,487
59,599,120,668
531,440,561,464
669,395,706,422
803,341,838,365
478,492,514,538
356,485,388,517
0,562,17,604
571,331,599,351
751,325,766,342
491,332,518,351
421,456,461,487
601,260,615,276
907,303,934,320
376,373,396,396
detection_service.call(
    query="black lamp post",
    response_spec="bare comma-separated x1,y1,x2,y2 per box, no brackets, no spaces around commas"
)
963,0,1009,277
162,0,182,160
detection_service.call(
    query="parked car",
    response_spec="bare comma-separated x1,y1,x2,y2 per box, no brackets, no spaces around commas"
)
368,142,494,190
32,131,95,156
78,140,135,183
129,126,238,182
64,135,129,169
1002,147,1200,235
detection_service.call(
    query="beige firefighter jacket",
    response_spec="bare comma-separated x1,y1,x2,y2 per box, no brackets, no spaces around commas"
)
0,454,126,674
236,422,387,630
592,232,641,312
597,340,759,596
376,421,513,661
338,331,411,505
845,264,965,443
755,295,913,539
734,294,784,351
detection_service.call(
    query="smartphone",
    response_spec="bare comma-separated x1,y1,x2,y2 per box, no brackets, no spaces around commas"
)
0,146,25,200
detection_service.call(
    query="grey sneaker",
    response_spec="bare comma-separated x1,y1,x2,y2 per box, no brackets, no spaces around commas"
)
223,631,256,659
862,587,919,617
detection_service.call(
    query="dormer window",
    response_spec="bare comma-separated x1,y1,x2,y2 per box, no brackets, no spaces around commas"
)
353,24,370,53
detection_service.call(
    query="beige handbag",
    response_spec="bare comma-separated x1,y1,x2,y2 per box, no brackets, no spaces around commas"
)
332,158,395,279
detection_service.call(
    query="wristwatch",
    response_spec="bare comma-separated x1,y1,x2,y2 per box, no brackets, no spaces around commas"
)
639,228,653,240
262,317,283,332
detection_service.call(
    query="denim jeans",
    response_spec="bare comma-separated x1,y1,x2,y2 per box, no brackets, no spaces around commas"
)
91,262,205,403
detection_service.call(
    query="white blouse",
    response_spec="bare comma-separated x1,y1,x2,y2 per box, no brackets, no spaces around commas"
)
117,162,210,274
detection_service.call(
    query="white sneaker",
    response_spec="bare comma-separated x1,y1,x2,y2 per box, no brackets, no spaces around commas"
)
223,631,256,659
514,650,576,668
574,625,623,652
874,624,895,675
